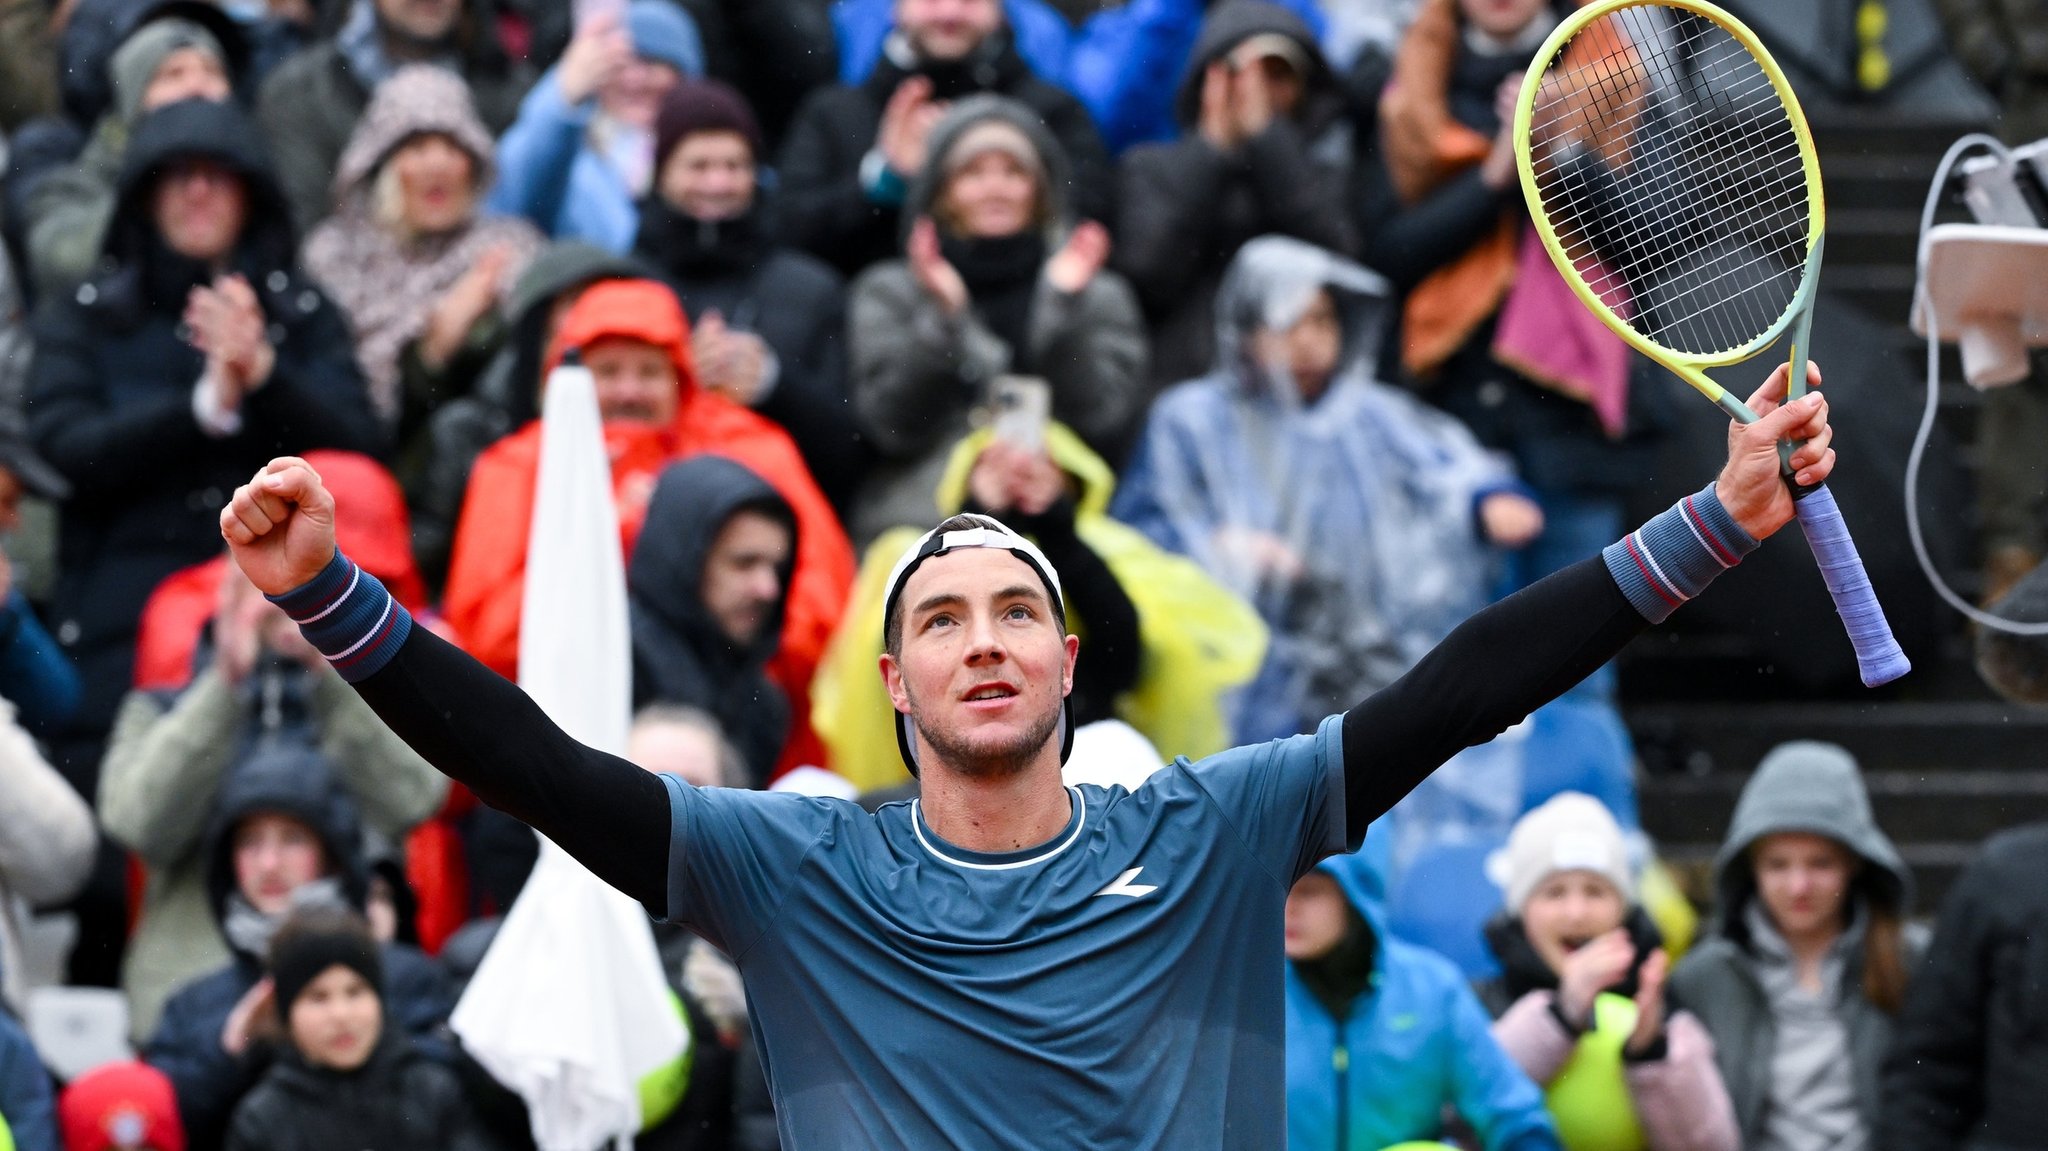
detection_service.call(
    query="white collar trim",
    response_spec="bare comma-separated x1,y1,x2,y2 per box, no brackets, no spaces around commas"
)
910,786,1087,871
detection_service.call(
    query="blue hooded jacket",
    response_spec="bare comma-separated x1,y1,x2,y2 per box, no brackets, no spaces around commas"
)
1286,852,1558,1151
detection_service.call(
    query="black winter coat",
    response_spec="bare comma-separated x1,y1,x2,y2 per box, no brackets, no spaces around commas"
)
634,199,864,506
1881,824,2048,1151
26,99,383,759
225,1035,496,1151
774,28,1111,277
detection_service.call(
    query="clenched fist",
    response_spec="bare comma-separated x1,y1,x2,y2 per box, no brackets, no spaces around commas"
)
219,457,338,596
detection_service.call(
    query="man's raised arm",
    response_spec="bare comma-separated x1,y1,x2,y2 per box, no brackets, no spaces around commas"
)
221,458,673,912
1339,364,1838,842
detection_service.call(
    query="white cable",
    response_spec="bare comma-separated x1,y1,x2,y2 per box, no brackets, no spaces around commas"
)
1905,133,2048,634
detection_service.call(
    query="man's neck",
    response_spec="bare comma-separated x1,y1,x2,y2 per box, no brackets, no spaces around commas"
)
918,762,1071,854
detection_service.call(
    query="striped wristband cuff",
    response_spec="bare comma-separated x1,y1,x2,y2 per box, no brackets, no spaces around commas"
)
1603,483,1759,624
266,550,413,682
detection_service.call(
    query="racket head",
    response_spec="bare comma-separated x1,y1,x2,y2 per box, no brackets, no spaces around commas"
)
1512,0,1824,377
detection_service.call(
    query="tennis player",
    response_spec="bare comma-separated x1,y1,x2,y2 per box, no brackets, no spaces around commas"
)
220,364,1834,1149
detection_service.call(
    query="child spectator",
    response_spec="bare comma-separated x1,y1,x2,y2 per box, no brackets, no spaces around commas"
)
1114,236,1539,743
1286,853,1559,1151
1478,793,1738,1151
1671,741,1918,1151
225,907,493,1151
846,94,1145,544
137,742,450,1149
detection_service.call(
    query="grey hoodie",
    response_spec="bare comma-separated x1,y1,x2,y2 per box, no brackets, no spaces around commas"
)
1670,741,1918,1151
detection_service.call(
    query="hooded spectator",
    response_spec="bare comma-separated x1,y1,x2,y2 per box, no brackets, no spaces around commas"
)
1356,0,1661,594
224,907,493,1151
0,1003,55,1151
0,692,95,1015
1113,0,1355,389
442,277,854,769
1285,853,1559,1151
23,12,237,301
846,95,1145,543
1114,237,1539,743
1882,817,2048,1151
1475,793,1739,1151
101,560,444,1041
629,457,797,787
27,99,382,988
402,242,656,593
812,421,1265,792
488,0,705,251
778,0,1111,277
142,751,450,1151
304,66,543,426
1671,741,1919,1151
635,78,865,506
59,1061,185,1151
256,0,532,232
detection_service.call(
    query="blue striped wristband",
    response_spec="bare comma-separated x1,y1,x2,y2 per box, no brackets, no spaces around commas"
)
265,550,413,682
1602,483,1759,624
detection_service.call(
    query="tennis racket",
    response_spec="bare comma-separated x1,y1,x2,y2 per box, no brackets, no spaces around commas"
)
1512,0,1910,687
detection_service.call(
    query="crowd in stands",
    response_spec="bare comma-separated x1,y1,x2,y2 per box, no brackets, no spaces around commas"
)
0,0,2042,1146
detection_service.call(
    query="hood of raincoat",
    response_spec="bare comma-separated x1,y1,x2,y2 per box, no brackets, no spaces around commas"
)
906,94,1073,247
1211,234,1394,402
629,454,796,669
545,277,699,400
1711,740,1912,934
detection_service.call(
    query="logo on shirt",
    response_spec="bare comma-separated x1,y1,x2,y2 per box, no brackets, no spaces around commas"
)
1094,867,1160,899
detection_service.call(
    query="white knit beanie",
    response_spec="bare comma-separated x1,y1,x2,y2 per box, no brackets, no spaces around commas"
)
1488,792,1635,913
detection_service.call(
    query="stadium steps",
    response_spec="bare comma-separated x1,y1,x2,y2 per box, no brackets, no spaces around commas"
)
1629,700,2048,910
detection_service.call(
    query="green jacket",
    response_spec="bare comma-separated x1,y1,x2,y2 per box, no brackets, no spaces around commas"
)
23,115,126,302
97,664,445,1040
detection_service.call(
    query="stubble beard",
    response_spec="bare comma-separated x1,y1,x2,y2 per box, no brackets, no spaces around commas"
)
906,688,1062,779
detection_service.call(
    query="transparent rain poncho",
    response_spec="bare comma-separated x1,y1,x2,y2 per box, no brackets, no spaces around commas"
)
1115,236,1520,743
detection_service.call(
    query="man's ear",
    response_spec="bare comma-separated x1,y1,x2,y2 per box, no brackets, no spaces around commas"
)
1061,632,1079,696
880,651,913,715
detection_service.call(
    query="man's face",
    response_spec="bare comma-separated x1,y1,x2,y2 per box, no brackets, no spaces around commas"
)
658,131,758,222
880,548,1075,778
1459,0,1551,39
0,469,24,535
150,158,247,263
700,509,791,648
231,812,327,916
373,0,461,44
896,0,1002,62
628,719,727,789
141,47,231,112
287,965,383,1071
583,337,680,427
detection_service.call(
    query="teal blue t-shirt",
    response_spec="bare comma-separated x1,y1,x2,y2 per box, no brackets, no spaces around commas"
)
659,714,1347,1149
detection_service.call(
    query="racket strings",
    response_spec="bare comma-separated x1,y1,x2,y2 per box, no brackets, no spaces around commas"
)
1525,5,1812,357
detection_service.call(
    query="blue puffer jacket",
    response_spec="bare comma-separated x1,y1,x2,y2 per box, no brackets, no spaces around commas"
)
1286,853,1559,1151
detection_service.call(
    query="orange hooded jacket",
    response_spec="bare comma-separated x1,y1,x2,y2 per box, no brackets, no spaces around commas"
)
441,279,856,771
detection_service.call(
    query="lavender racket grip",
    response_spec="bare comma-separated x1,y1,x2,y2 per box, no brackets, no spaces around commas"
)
1793,485,1910,686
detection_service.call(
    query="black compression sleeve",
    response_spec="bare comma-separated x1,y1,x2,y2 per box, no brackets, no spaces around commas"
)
1341,557,1647,841
352,626,673,912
